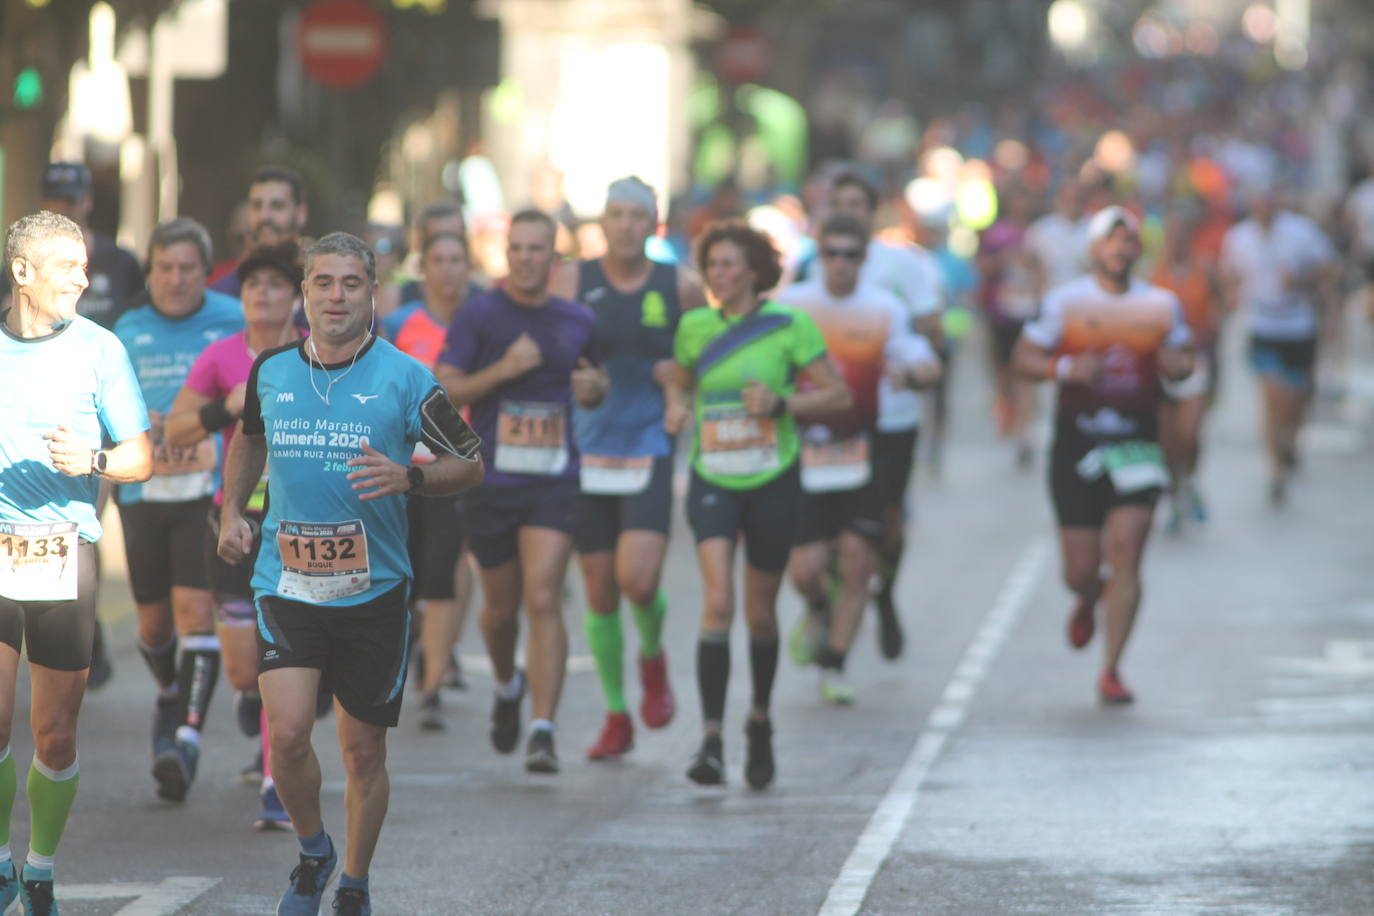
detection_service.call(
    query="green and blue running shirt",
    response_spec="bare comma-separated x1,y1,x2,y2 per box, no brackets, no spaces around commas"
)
673,301,827,491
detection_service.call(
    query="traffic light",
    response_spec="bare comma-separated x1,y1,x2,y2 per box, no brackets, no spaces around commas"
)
12,67,42,110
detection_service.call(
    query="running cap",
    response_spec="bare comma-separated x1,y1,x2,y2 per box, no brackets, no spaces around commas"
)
40,162,92,202
605,176,658,220
1085,205,1141,245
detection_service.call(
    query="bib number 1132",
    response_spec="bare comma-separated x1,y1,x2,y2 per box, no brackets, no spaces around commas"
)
275,519,371,604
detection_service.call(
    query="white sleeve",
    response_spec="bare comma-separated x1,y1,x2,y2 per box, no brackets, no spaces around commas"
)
1219,226,1242,277
882,298,939,367
1164,293,1193,348
896,247,942,317
1020,288,1063,349
1022,222,1043,263
887,330,939,367
1304,220,1337,265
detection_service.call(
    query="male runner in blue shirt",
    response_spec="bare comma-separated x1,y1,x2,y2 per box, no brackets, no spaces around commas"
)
1,210,153,916
113,217,243,802
219,232,482,916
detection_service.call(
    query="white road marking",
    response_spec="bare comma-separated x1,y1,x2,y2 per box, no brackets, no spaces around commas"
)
1301,422,1362,456
819,538,1050,916
1272,639,1374,678
60,877,219,915
458,653,597,676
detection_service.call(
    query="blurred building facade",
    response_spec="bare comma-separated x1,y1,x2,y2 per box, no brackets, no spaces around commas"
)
4,0,1374,256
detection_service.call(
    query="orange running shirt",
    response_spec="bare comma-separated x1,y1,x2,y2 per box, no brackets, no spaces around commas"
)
1022,274,1191,426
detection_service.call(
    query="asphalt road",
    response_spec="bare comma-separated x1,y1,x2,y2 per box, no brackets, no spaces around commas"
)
13,312,1374,915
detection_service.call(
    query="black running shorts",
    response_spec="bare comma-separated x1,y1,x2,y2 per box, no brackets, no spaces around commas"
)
872,428,919,511
686,463,800,573
256,582,411,727
793,480,883,546
464,479,580,570
1049,420,1161,529
205,507,262,626
406,492,467,600
119,497,213,603
574,455,673,554
990,320,1024,369
0,541,99,671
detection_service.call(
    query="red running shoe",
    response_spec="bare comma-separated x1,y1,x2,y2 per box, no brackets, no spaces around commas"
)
586,712,634,760
1097,670,1135,705
1067,599,1095,650
639,653,676,729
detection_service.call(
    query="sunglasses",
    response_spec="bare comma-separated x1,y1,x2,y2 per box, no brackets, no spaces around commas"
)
821,247,864,261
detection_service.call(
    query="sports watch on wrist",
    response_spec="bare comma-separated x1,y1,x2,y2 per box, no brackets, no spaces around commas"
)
91,449,109,477
406,465,425,493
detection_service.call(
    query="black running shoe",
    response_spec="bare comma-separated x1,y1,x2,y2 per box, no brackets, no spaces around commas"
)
235,690,263,738
18,873,55,916
332,886,371,915
524,728,559,775
744,717,775,790
489,670,525,754
875,589,905,661
687,734,725,786
418,691,444,732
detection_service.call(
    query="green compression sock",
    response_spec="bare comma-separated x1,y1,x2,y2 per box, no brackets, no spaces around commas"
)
629,590,667,660
27,756,79,860
585,610,627,713
0,747,15,853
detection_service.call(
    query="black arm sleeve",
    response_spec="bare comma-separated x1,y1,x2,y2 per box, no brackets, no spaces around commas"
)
240,352,269,436
418,386,481,461
240,340,303,436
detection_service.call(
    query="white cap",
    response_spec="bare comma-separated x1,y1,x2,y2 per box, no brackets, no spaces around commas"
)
1085,205,1141,246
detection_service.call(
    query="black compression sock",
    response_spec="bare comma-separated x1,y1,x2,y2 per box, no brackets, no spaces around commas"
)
176,633,221,732
696,632,730,726
749,638,780,713
879,539,904,595
138,637,179,690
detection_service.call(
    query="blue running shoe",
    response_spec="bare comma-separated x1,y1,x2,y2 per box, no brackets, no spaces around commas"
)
331,887,371,916
0,859,17,914
17,868,56,916
1189,487,1208,523
151,697,179,757
256,784,291,831
277,838,337,915
153,737,199,803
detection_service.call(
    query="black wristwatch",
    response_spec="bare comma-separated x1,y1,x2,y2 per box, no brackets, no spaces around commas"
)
91,449,109,477
406,465,425,493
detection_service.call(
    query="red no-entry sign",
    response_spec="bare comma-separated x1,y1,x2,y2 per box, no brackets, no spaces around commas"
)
298,0,387,90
